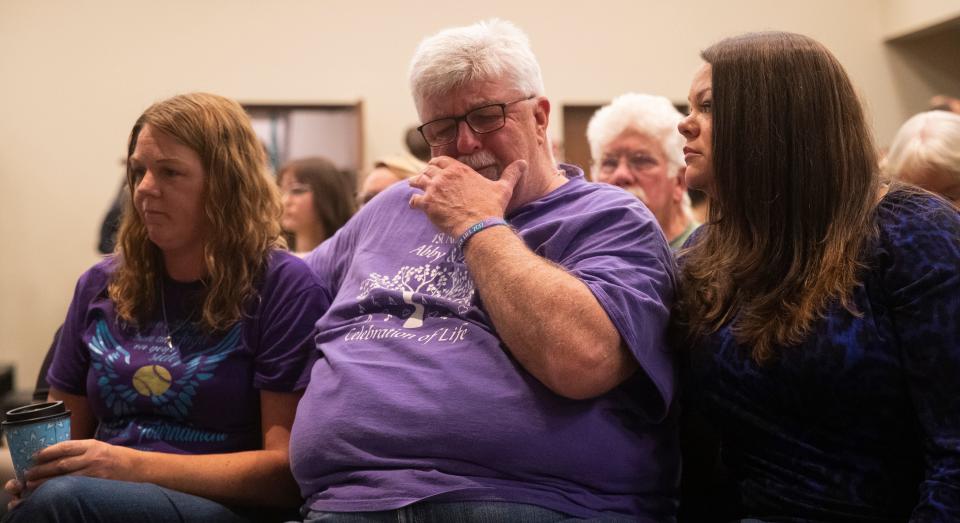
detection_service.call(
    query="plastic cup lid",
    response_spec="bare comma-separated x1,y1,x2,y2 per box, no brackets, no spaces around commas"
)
3,401,70,425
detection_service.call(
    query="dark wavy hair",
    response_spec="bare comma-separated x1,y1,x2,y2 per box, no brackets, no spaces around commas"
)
675,32,880,362
277,156,355,250
110,92,285,332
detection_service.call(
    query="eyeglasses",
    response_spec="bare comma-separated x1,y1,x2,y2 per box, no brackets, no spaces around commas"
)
417,95,536,147
598,153,661,175
281,183,311,197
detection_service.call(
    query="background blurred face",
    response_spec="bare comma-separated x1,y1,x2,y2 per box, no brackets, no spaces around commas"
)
679,62,714,193
130,124,206,258
595,131,680,223
279,170,316,233
358,166,402,206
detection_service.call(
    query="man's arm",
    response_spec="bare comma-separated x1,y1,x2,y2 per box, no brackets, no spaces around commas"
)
465,226,637,399
409,157,638,399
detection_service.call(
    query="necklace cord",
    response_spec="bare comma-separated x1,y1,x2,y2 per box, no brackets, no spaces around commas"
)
160,282,199,349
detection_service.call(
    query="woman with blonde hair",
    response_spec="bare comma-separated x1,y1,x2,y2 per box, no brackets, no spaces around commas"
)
356,154,425,207
676,32,960,521
4,93,326,522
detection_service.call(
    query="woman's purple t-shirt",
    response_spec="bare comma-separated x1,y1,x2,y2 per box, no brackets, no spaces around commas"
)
47,250,325,454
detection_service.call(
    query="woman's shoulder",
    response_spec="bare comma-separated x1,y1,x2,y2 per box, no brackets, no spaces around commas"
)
870,186,960,289
874,187,960,252
253,250,327,324
61,257,118,313
262,249,322,289
76,256,118,290
876,186,960,234
266,248,316,274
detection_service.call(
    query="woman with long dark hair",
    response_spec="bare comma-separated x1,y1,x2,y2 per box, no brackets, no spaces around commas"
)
676,32,960,521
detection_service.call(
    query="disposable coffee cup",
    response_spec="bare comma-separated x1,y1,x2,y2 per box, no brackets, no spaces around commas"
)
2,401,71,483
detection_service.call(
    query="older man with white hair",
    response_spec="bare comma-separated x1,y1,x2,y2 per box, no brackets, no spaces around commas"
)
290,19,678,522
588,93,699,249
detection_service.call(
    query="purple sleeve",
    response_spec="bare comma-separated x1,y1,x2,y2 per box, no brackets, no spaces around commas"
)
556,202,677,420
303,241,343,302
46,262,114,396
251,252,330,391
878,195,960,521
304,196,365,298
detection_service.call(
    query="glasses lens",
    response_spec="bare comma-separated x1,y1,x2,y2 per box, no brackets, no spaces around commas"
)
283,184,311,196
627,154,657,172
466,105,505,133
421,119,457,146
599,156,619,173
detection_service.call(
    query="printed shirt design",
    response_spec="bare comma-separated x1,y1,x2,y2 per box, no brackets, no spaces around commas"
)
292,168,681,520
88,316,240,446
351,232,474,341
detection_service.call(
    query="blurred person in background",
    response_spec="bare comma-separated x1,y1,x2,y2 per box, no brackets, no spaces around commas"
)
277,157,356,255
884,110,960,207
929,94,960,114
97,180,128,255
356,154,425,206
405,125,431,162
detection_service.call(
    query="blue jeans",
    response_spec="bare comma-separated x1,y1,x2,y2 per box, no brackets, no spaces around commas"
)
3,475,296,523
302,501,636,522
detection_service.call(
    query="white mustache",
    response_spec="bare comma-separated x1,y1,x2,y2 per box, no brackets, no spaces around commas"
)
623,185,649,203
457,151,498,171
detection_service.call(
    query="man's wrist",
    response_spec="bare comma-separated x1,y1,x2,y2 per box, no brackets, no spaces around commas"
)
456,217,511,251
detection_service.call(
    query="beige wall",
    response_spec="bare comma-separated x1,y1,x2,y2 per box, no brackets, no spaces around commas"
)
0,0,949,389
880,0,960,118
882,0,960,38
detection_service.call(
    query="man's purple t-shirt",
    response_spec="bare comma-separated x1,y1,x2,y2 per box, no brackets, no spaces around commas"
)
48,250,325,454
291,165,679,520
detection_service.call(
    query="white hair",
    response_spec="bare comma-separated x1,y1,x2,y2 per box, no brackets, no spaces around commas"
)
586,93,685,178
409,19,545,113
884,110,960,186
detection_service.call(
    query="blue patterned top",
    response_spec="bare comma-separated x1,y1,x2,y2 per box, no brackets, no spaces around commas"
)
683,189,960,522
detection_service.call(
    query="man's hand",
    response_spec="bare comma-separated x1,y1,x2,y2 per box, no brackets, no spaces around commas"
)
409,157,527,237
22,439,138,490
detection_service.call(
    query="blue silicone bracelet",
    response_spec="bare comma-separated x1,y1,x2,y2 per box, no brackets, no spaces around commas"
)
456,217,510,251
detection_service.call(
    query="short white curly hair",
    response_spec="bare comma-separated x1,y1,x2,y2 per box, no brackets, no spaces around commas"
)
586,93,685,178
883,110,960,187
409,19,545,114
